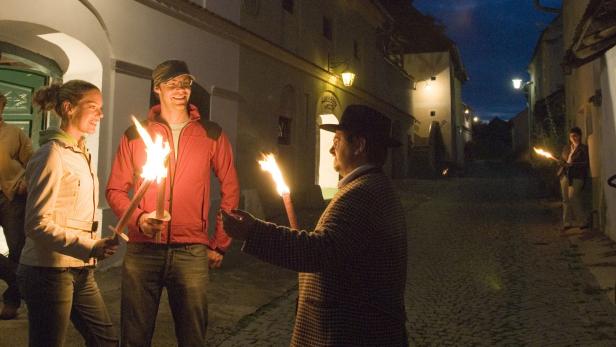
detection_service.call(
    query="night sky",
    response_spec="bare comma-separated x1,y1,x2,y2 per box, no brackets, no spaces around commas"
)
413,0,562,121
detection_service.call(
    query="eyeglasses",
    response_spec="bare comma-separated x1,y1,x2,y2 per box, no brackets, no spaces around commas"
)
162,79,193,89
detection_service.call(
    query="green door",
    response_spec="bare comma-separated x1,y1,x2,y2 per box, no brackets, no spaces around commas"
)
0,67,48,147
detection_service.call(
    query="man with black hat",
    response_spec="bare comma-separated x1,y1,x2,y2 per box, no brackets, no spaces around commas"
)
222,104,408,346
107,60,239,346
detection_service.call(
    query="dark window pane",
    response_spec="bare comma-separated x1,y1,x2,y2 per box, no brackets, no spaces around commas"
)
278,116,292,145
323,17,332,41
282,0,293,13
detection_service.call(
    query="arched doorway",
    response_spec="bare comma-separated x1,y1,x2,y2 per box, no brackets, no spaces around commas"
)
315,91,340,199
0,21,105,253
0,42,63,147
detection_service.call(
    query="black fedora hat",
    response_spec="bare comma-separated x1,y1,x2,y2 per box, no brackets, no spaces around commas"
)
320,104,401,147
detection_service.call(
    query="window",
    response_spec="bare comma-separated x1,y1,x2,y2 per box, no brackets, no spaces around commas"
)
353,40,360,60
282,0,293,13
323,16,332,41
278,116,292,145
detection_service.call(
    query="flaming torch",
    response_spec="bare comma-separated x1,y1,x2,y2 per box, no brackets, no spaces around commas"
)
258,153,298,229
533,147,558,161
108,116,171,241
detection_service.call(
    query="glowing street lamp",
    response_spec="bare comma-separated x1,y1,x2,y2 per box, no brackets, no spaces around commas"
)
340,71,356,87
512,78,523,90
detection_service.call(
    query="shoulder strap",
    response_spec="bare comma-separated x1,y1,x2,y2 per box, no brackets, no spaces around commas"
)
197,118,222,140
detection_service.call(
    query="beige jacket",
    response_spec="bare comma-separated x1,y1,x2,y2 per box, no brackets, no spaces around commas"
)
20,128,98,267
0,121,33,201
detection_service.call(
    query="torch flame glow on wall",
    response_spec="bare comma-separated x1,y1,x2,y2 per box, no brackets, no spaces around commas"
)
258,153,297,229
533,147,557,161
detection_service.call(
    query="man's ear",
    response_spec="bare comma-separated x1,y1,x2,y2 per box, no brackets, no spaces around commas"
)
153,85,161,97
354,136,366,155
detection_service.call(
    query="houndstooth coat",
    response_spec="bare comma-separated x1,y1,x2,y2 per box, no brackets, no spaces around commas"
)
243,169,408,346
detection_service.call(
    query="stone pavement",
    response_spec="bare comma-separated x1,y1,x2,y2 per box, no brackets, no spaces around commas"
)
217,162,616,346
2,162,616,346
0,209,321,347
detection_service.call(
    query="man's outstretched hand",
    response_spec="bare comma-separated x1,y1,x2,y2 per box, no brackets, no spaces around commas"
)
221,209,256,241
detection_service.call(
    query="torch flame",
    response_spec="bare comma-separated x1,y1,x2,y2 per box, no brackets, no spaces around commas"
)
131,116,170,183
533,147,556,160
258,153,290,196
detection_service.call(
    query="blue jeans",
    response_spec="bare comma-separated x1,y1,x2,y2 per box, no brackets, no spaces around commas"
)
121,243,209,347
17,265,118,347
0,192,26,307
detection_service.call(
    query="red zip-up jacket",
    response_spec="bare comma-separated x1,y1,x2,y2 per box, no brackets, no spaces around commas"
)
106,104,240,252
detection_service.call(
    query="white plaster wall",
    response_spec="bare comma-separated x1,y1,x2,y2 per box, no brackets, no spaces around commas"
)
2,0,241,237
406,52,453,158
92,0,240,93
601,46,616,241
189,0,240,23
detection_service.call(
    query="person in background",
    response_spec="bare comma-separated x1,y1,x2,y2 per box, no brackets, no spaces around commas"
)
0,92,32,320
222,104,409,346
17,80,119,346
106,60,239,346
557,126,589,230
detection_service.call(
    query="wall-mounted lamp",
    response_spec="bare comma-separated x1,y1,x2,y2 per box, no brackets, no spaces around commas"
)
328,54,356,87
340,72,355,87
464,108,470,115
512,78,533,90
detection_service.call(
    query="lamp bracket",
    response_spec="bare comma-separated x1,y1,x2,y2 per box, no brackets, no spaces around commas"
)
327,54,349,72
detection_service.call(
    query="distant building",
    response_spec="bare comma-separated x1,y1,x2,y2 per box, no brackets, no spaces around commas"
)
528,0,616,241
377,1,469,175
511,108,529,160
561,0,616,241
527,14,565,153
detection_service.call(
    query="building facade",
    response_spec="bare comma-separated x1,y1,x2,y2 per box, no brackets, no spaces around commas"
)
526,0,616,240
0,0,422,253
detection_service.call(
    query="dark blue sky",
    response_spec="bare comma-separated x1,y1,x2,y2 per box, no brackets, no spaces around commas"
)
413,0,562,120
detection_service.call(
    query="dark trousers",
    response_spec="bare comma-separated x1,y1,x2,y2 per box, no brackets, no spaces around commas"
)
121,243,209,347
0,192,26,306
17,265,118,347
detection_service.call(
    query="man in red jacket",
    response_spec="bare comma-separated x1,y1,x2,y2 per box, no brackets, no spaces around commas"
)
106,60,239,346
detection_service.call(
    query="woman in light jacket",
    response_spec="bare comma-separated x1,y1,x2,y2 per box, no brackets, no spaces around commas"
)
17,80,119,347
557,126,589,230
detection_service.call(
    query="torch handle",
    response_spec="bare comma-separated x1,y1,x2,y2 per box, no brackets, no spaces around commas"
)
282,193,298,229
114,179,153,235
156,178,166,219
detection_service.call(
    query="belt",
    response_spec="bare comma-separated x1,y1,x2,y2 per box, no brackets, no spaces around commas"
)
65,218,98,232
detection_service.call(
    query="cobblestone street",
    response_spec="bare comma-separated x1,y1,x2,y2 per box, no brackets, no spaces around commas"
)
2,162,616,346
218,162,616,346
